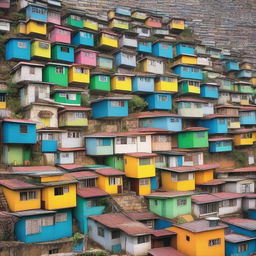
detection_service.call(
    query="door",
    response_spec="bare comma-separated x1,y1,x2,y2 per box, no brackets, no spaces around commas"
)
117,185,123,194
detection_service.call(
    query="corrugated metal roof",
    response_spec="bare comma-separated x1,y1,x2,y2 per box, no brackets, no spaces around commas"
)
208,137,233,142
199,179,226,186
212,192,244,200
192,194,221,204
222,218,256,230
12,209,56,217
146,191,193,199
3,118,37,124
77,188,108,198
126,212,159,221
0,179,41,190
225,233,255,243
95,168,125,176
125,152,157,158
65,171,98,179
181,127,209,132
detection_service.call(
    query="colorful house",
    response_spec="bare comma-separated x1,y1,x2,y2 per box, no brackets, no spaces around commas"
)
168,18,185,33
52,87,82,106
175,42,195,56
43,62,69,87
119,31,138,48
68,64,90,85
96,30,119,50
200,82,219,99
56,147,85,165
113,49,136,68
132,73,155,93
105,155,124,171
194,164,219,185
179,79,201,95
144,93,172,110
108,17,130,30
91,97,131,119
75,48,97,67
172,64,203,80
209,137,233,153
151,27,169,37
48,9,61,25
168,219,227,256
58,106,91,127
222,59,240,72
83,16,99,31
0,19,11,33
146,191,192,219
198,115,228,134
97,54,114,70
222,178,255,193
59,130,84,149
206,47,222,59
24,19,47,36
111,73,133,92
131,10,148,21
133,24,151,37
5,38,31,61
145,15,162,28
155,74,178,93
172,54,197,67
31,39,51,60
139,57,164,74
239,106,256,125
231,128,256,146
25,4,47,22
178,127,209,149
90,72,111,92
62,13,83,28
234,81,253,94
152,40,173,59
137,38,152,53
0,179,42,212
72,29,95,47
51,43,75,63
48,25,72,44
237,69,253,79
155,151,183,167
0,82,7,109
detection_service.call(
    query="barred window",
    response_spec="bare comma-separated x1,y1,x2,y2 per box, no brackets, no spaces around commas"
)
209,238,221,246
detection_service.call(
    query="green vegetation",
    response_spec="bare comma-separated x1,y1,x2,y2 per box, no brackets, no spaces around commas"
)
128,95,148,113
231,150,247,167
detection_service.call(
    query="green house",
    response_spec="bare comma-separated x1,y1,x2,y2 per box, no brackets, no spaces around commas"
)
63,13,83,28
90,73,111,92
43,63,69,87
52,88,82,106
105,155,124,171
234,81,253,94
146,191,192,219
178,127,209,149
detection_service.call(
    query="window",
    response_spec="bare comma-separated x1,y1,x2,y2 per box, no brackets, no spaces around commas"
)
18,41,27,48
61,46,69,53
159,95,168,102
221,199,237,207
139,178,149,186
199,203,218,214
208,238,221,246
140,136,146,142
112,230,120,239
99,75,108,82
26,219,41,235
97,227,105,237
31,6,46,15
186,235,190,241
184,102,191,108
139,158,151,165
56,66,64,74
55,213,67,222
177,199,187,206
156,155,165,163
154,200,158,206
68,131,81,138
20,191,37,201
49,249,59,254
39,42,49,49
75,67,88,74
109,177,121,185
0,94,5,102
81,178,96,188
58,29,68,35
30,67,35,74
117,76,126,81
111,101,124,107
87,199,97,207
170,118,179,122
196,132,205,138
71,15,81,21
217,119,225,124
20,125,28,134
42,216,54,226
75,112,86,118
62,153,70,158
238,243,248,252
54,186,69,196
96,138,111,146
184,155,193,162
137,235,149,244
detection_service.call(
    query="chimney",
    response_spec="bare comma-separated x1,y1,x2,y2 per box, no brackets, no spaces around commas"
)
205,217,220,227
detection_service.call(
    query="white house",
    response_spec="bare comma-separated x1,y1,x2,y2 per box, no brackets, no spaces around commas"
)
242,194,256,211
183,151,204,166
0,19,11,32
140,57,164,75
218,92,231,104
133,25,151,37
197,56,211,66
60,130,84,148
57,149,75,164
222,178,255,194
202,102,214,116
11,62,44,84
119,33,138,48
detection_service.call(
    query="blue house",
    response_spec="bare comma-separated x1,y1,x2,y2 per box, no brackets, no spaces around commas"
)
74,187,108,234
239,107,256,125
71,30,95,47
114,49,136,68
172,64,203,80
225,233,256,256
198,115,228,134
222,59,240,72
175,42,195,56
200,83,219,99
152,40,173,59
91,97,131,119
209,138,233,153
132,74,155,93
116,6,131,16
144,93,172,110
13,209,72,243
5,38,31,61
138,113,182,132
25,4,47,22
137,38,152,54
51,43,74,63
237,69,253,79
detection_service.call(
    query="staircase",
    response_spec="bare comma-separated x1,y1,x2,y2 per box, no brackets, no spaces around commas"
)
0,190,9,212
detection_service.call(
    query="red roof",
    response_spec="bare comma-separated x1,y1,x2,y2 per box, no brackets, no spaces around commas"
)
11,166,59,173
200,179,226,186
135,127,173,134
146,191,193,198
230,128,256,134
59,106,91,112
58,164,83,170
148,247,185,256
212,192,244,200
225,233,256,243
161,166,199,173
194,164,219,170
239,106,256,111
50,25,73,31
126,212,159,221
209,137,233,142
134,112,181,119
95,168,125,176
0,179,41,190
77,187,108,198
58,147,85,152
215,104,240,109
125,152,157,158
181,127,209,132
151,230,176,237
65,171,98,179
217,166,256,173
192,194,221,204
3,118,37,124
175,97,207,103
222,218,256,230
244,193,256,199
203,114,229,119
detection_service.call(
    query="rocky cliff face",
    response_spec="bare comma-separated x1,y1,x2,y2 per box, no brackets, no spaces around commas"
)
62,0,256,63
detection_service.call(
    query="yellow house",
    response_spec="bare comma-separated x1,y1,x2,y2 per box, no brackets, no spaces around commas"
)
95,168,125,194
168,219,227,256
194,164,219,185
31,39,51,59
0,83,7,109
231,128,256,146
169,18,185,31
0,179,42,212
250,77,256,86
155,74,178,92
109,18,129,30
26,20,47,36
83,17,98,31
111,74,133,92
179,79,201,94
96,31,119,50
17,20,26,34
130,177,152,196
68,64,90,85
172,54,197,66
160,166,196,191
240,95,250,105
124,153,156,178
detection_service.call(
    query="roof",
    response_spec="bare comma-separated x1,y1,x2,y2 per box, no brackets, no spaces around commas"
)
225,233,256,243
57,164,84,170
59,106,91,113
94,168,125,176
180,127,209,132
199,179,226,186
11,166,64,176
146,191,193,199
3,118,37,124
203,114,229,119
159,166,199,173
77,187,108,198
0,179,41,190
155,151,186,156
175,98,207,103
192,194,222,204
239,106,256,111
11,62,44,72
12,209,56,217
212,192,244,200
135,127,173,134
173,219,227,233
134,112,181,119
126,212,159,221
84,133,116,138
58,147,85,152
49,25,73,32
208,137,233,142
222,218,256,231
230,128,256,134
216,166,256,173
90,96,132,103
151,229,176,237
148,247,185,256
125,152,157,158
65,171,98,180
215,104,240,109
244,193,256,199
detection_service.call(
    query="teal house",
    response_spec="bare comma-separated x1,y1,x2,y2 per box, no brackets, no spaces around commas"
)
209,137,233,153
146,191,192,219
52,88,82,106
51,43,75,63
89,72,111,92
72,30,95,47
62,13,83,28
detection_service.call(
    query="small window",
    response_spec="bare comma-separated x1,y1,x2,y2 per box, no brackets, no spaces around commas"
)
97,227,105,237
99,75,108,82
117,76,126,81
30,67,35,74
18,41,27,48
139,178,149,186
186,235,190,241
61,46,69,53
111,101,124,107
154,200,158,206
55,213,67,222
209,238,221,246
20,125,28,134
140,136,146,142
177,199,187,206
39,42,49,49
41,216,54,226
55,66,64,74
137,235,149,244
109,177,121,186
49,249,59,254
139,158,151,165
112,230,120,239
159,95,168,102
75,112,86,118
196,132,205,138
54,187,63,195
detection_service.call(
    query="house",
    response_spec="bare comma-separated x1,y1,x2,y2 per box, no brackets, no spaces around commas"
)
139,57,164,74
68,64,90,85
151,27,169,37
225,233,256,256
239,106,256,125
206,47,222,59
197,54,211,66
222,178,255,193
194,164,219,185
178,127,209,149
97,53,114,70
59,130,84,149
105,155,124,171
146,191,192,219
178,79,201,95
215,105,240,129
90,72,111,92
56,147,86,165
91,97,130,119
200,82,219,99
132,24,151,37
48,25,73,44
152,40,173,59
72,29,95,47
198,115,228,134
62,13,83,28
0,179,42,212
25,4,47,22
131,10,148,21
174,42,195,56
144,93,172,110
94,168,125,194
243,193,256,212
47,8,61,25
88,213,152,255
176,98,208,118
168,18,185,33
203,69,222,81
218,91,231,104
196,179,226,194
195,44,207,55
58,106,90,127
167,219,227,256
234,81,253,94
113,49,136,68
179,150,204,166
145,15,162,28
148,247,185,256
132,73,155,93
51,43,75,63
155,74,178,93
11,62,44,84
0,82,7,109
75,48,97,67
231,128,256,146
0,19,11,33
172,54,197,67
13,209,72,243
5,38,31,61
209,137,233,153
138,112,182,132
43,62,69,87
218,78,235,91
109,17,130,30
155,151,184,168
31,39,51,60
237,69,253,79
137,38,152,54
222,59,240,72
2,118,37,165
52,87,82,106
172,64,203,80
237,93,251,105
83,16,99,31
95,30,119,50
74,187,108,234
24,19,47,36
119,31,138,48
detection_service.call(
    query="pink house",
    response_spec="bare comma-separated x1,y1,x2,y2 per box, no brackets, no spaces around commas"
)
75,49,97,67
48,25,73,44
48,9,61,25
145,16,162,28
0,0,10,8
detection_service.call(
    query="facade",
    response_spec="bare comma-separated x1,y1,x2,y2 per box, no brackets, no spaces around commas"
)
5,38,31,61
